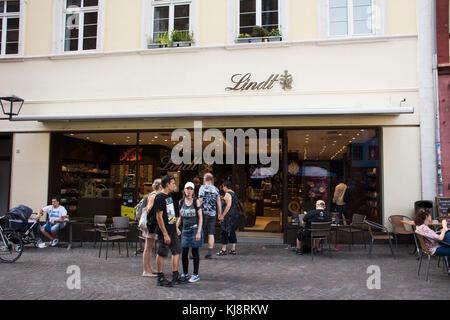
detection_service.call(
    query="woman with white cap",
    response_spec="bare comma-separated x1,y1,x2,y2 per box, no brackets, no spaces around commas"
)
176,181,203,283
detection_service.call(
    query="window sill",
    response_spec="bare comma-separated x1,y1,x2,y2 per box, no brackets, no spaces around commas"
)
235,36,282,44
147,41,194,49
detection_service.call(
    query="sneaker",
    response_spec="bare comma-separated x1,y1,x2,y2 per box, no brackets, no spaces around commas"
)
189,274,200,283
172,274,188,285
37,242,48,249
228,250,236,255
295,248,303,255
157,275,173,287
50,239,59,247
142,272,157,278
180,273,191,281
204,254,213,259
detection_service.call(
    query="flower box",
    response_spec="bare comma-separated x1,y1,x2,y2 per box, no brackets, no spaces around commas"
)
147,43,168,49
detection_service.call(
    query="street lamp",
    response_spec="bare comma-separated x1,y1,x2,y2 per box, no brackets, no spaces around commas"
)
0,95,24,120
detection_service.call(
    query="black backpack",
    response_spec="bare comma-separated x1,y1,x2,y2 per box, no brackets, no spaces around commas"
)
343,186,353,203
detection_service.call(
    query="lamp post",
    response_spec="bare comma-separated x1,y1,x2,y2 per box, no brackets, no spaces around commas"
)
0,95,24,120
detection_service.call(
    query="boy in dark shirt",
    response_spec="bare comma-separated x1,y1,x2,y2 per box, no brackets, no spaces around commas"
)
295,200,331,255
154,175,185,287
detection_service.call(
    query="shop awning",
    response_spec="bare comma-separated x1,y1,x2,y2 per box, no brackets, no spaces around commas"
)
12,106,414,121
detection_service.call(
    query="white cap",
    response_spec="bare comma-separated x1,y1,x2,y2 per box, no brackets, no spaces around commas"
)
184,182,195,189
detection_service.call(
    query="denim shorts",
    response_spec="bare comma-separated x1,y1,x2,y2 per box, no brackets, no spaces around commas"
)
42,221,66,234
181,226,203,248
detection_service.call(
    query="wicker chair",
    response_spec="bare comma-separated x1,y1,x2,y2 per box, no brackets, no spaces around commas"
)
82,215,107,248
365,220,395,259
307,221,332,261
339,214,367,250
415,232,449,282
388,215,416,250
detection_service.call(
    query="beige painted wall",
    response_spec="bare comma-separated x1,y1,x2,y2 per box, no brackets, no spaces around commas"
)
103,0,142,51
382,126,421,229
386,0,417,35
290,0,318,41
10,133,50,212
198,0,227,46
24,0,53,56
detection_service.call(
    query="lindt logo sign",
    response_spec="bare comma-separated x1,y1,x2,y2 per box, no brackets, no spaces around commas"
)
226,70,293,91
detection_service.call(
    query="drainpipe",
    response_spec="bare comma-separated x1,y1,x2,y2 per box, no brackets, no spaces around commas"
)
432,0,444,200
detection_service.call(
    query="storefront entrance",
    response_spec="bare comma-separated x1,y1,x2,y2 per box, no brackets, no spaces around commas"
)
0,134,12,214
48,127,381,243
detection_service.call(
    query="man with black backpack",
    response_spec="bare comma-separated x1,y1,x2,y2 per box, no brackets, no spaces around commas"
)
332,178,351,224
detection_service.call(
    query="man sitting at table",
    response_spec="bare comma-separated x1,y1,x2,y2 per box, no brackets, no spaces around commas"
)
295,200,331,255
35,196,68,247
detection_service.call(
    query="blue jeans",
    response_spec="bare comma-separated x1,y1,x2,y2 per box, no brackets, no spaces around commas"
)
42,221,66,234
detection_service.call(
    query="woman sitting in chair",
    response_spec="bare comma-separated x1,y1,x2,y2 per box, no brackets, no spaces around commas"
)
415,208,450,272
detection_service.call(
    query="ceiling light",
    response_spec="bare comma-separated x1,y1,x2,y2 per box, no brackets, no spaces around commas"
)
154,136,158,139
70,133,74,136
86,137,90,140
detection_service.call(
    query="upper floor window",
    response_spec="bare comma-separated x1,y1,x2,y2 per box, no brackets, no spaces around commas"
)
329,0,373,37
0,0,22,55
64,0,99,52
239,0,279,35
151,1,191,43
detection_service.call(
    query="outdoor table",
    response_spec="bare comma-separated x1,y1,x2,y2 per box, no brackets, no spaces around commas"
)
61,219,85,250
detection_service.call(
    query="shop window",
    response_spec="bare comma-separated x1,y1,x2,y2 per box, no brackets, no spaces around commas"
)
0,0,23,56
287,128,381,223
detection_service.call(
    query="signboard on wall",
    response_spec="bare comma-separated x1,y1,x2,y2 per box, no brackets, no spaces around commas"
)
436,197,450,217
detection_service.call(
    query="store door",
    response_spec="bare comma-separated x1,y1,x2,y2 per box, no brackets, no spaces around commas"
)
0,134,12,213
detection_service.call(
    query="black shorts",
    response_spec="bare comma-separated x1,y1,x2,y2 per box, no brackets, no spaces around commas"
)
203,215,217,236
296,227,310,242
157,232,181,257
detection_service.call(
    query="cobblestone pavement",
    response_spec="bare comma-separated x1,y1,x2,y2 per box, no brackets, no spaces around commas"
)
0,242,449,300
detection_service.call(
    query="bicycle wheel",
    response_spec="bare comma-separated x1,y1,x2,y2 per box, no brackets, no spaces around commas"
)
0,231,23,263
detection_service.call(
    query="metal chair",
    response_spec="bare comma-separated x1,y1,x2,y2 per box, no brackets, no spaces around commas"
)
365,220,395,259
308,221,332,261
339,214,367,250
388,215,416,250
98,217,130,260
415,232,449,282
82,215,107,248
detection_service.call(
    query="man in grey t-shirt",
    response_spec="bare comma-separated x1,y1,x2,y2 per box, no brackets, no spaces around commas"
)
198,173,222,259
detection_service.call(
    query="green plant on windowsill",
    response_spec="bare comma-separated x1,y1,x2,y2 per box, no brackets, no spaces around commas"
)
238,33,251,39
171,29,194,43
269,28,281,37
158,31,172,46
251,26,270,38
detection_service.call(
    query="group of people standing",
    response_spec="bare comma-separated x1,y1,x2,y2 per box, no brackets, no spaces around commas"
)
139,173,241,287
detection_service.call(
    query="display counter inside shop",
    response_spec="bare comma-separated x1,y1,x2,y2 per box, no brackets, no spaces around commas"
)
76,198,122,218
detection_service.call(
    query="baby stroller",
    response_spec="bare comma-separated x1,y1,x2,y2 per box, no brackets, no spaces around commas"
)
7,205,44,248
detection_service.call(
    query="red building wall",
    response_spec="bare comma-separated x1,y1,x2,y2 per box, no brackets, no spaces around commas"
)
437,0,450,196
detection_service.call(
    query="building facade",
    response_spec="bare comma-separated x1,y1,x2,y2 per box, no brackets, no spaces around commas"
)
0,0,437,242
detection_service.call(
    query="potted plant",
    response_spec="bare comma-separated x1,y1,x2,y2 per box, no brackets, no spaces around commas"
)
250,26,268,42
236,33,251,43
147,32,171,49
268,28,282,41
171,30,194,47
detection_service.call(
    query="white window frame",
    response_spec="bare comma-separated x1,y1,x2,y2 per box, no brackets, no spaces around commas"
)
0,0,25,57
229,0,289,43
319,0,385,40
143,0,198,47
53,0,105,54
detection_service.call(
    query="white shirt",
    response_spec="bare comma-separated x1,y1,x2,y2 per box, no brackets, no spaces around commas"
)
43,205,67,223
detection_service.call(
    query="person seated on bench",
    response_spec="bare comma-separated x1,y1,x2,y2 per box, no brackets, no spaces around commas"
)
35,196,68,247
295,200,331,255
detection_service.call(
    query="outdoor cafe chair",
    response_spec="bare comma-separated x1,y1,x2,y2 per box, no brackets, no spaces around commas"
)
415,232,449,282
339,214,367,250
388,215,416,250
365,220,395,259
82,215,107,248
307,221,332,261
98,220,129,260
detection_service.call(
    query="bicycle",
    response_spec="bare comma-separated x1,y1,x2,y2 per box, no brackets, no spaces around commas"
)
0,215,24,263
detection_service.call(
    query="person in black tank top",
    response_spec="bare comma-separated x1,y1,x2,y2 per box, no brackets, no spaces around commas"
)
217,181,239,256
176,182,203,283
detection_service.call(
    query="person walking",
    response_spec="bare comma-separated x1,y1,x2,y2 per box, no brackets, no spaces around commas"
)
332,178,348,223
217,181,239,256
198,173,222,259
154,175,185,287
176,182,203,283
141,178,162,278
